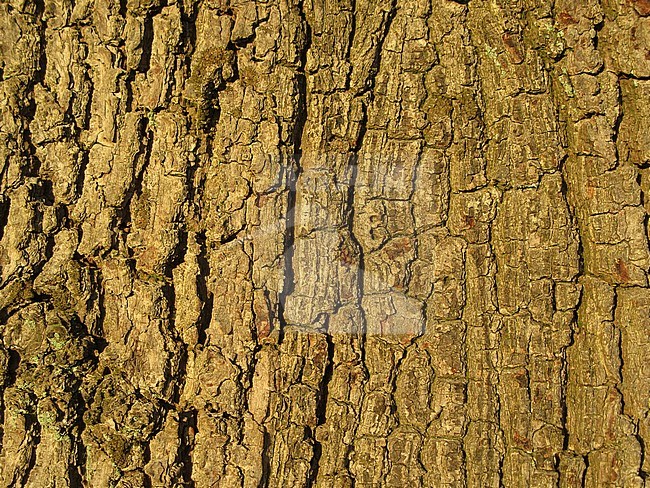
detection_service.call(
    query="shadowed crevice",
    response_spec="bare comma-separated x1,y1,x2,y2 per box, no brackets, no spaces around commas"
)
307,333,334,487
277,0,312,342
177,409,197,487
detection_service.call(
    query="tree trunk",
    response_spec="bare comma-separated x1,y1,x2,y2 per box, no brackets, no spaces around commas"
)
1,0,650,486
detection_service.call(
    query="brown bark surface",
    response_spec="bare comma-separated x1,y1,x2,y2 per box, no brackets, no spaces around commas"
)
1,0,650,486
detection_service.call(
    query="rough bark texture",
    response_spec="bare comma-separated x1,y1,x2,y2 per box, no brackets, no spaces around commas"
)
1,0,650,486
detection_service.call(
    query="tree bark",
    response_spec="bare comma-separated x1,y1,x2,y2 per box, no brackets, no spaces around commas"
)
1,0,650,486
